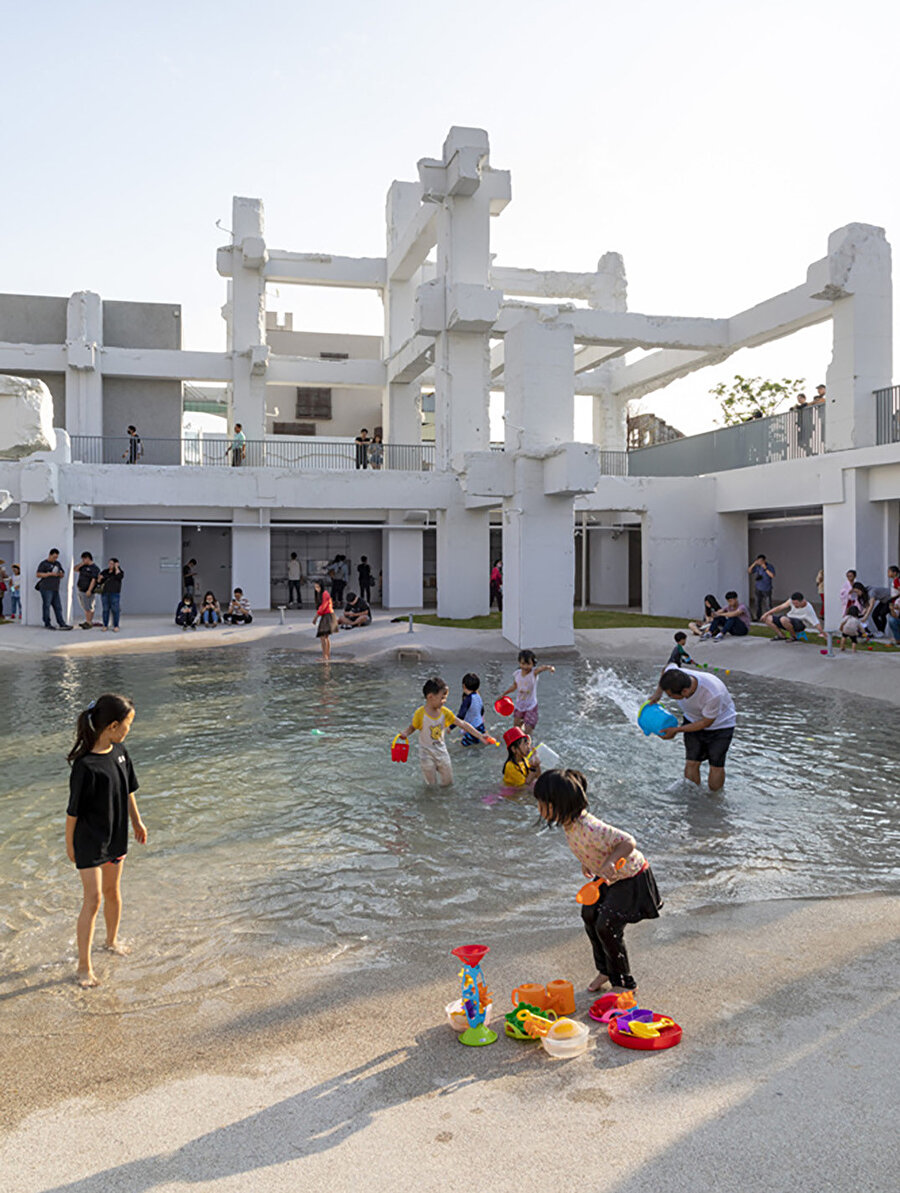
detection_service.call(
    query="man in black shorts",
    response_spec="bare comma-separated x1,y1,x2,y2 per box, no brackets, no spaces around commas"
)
647,664,737,791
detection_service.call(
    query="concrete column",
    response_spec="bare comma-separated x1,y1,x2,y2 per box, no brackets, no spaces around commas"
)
382,520,423,608
588,252,628,450
19,502,74,626
384,182,424,449
502,319,577,647
824,224,892,451
231,514,270,612
822,468,884,629
230,197,268,438
65,291,103,439
429,129,498,618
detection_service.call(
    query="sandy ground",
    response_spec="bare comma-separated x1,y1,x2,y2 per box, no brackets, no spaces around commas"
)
2,614,898,1191
2,608,898,705
0,895,897,1193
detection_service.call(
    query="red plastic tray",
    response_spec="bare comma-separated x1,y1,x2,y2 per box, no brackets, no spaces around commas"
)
607,1015,682,1051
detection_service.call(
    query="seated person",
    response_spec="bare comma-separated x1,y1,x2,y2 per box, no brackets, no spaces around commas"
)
688,594,720,637
199,590,222,626
224,588,253,624
839,605,864,652
706,591,751,640
763,591,824,641
887,594,900,647
175,595,197,630
338,591,371,628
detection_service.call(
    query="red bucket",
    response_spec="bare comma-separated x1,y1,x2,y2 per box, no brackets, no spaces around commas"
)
390,735,409,762
494,696,515,717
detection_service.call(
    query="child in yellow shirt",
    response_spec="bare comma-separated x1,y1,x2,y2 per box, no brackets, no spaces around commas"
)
397,676,491,786
501,727,540,788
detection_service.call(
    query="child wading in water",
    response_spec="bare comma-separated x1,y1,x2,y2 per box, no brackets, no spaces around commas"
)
534,769,661,993
502,726,540,787
65,693,146,987
397,676,492,785
498,649,555,731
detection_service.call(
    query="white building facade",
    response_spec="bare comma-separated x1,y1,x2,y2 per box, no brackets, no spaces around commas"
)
0,127,896,645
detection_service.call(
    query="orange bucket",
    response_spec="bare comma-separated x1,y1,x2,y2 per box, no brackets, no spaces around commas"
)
390,734,409,762
545,979,576,1015
511,983,548,1010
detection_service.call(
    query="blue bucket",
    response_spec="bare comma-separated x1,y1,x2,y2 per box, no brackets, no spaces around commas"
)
637,702,678,738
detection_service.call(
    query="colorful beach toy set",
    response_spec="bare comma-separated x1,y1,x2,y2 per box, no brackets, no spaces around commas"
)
448,945,681,1058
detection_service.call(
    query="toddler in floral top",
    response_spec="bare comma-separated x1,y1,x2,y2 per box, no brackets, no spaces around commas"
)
534,768,662,993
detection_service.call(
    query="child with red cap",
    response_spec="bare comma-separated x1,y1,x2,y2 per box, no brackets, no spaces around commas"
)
502,726,540,787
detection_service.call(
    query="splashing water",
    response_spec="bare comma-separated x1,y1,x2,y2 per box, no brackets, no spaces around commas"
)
582,665,647,725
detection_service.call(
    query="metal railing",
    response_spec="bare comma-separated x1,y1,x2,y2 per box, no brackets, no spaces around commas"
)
69,436,437,471
875,386,900,445
628,404,825,477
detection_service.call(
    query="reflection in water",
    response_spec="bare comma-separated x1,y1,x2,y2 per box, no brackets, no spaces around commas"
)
0,648,897,1002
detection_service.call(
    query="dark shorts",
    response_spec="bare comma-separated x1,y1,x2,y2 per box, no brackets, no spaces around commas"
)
779,615,808,634
683,724,734,767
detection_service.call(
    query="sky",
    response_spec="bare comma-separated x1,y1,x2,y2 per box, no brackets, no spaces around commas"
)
2,0,898,435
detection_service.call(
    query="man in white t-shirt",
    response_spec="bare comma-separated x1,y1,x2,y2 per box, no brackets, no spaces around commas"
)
762,591,824,641
648,664,737,791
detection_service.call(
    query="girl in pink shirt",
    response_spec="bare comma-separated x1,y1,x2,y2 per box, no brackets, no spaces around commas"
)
534,769,662,993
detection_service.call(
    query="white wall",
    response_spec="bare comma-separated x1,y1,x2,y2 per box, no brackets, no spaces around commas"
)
103,524,183,615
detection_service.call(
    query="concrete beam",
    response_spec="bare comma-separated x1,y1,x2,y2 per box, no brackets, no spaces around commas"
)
387,334,433,384
0,343,67,372
494,304,729,350
265,355,386,389
387,203,438,282
100,348,233,382
262,251,386,289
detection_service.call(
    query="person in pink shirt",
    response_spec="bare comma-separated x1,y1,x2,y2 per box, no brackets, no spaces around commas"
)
534,768,662,994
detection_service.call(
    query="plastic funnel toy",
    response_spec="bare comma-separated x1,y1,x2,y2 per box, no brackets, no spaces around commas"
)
390,734,409,762
494,696,515,717
576,857,626,905
637,702,679,738
452,943,490,968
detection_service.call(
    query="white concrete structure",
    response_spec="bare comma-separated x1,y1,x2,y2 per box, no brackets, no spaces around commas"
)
0,128,896,645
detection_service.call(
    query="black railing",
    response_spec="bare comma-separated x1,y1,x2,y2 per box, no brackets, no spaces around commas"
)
875,386,900,445
69,437,436,471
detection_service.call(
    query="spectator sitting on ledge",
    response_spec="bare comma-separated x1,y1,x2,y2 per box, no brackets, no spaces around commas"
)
338,592,371,629
706,591,751,641
224,588,253,624
175,594,197,630
762,591,824,642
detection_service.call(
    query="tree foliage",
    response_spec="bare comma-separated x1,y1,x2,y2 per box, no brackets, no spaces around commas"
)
710,375,807,427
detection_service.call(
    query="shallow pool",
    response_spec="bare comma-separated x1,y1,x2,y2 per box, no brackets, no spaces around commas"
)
1,647,898,999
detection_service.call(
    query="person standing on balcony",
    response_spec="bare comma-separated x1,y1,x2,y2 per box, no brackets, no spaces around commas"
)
226,424,246,466
355,428,370,469
122,426,142,464
287,552,304,608
748,554,776,621
814,384,826,404
369,430,384,470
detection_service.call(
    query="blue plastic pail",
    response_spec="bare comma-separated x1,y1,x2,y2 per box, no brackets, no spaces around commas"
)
637,702,678,738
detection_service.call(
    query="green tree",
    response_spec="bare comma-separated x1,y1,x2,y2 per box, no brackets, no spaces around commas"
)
710,375,807,426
